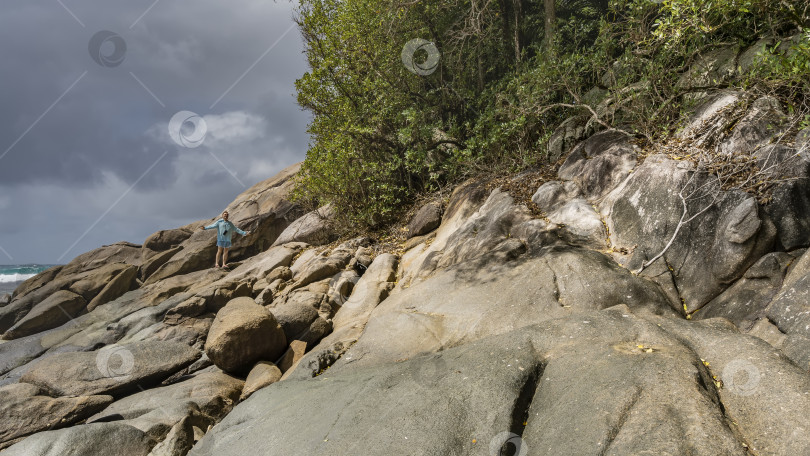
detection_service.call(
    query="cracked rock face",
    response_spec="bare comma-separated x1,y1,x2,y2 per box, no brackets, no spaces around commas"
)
192,306,810,456
600,155,775,311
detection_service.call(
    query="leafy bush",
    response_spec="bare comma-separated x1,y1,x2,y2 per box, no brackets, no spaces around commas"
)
292,0,808,229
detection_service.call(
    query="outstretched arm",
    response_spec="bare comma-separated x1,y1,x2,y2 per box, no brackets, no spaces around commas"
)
202,219,220,230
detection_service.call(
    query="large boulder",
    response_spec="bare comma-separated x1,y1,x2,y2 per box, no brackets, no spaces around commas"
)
677,91,787,157
399,187,532,287
531,180,581,213
204,297,287,374
546,198,607,248
764,248,810,341
557,129,637,201
86,371,243,439
755,144,810,250
139,247,182,282
696,252,794,328
19,341,200,397
86,264,138,311
0,383,112,445
143,229,193,252
0,263,138,334
547,114,591,164
718,96,786,155
677,90,743,145
271,205,336,247
406,202,443,238
56,241,143,279
1,422,154,456
240,361,282,400
2,290,86,340
289,248,354,291
600,155,775,311
69,263,138,304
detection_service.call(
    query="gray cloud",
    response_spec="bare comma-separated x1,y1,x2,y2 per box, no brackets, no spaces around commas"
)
0,0,310,263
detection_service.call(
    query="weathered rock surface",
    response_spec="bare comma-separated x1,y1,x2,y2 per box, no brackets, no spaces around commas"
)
191,306,809,456
531,180,581,213
290,253,398,379
0,262,139,336
1,422,154,456
0,383,112,445
547,114,592,164
272,205,336,246
3,290,86,340
406,202,442,238
718,96,786,155
86,371,243,440
19,341,200,397
546,198,607,248
204,297,286,374
558,129,637,200
763,248,810,342
600,155,775,310
240,362,282,400
143,229,193,252
696,252,794,328
277,340,307,373
335,245,671,372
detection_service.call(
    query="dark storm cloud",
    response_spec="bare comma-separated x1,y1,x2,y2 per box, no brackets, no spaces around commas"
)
0,0,310,263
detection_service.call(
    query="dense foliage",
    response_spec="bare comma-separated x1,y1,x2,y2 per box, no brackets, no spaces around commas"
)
292,0,809,227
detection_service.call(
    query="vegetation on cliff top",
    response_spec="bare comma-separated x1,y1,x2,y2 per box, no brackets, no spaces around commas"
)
291,0,809,228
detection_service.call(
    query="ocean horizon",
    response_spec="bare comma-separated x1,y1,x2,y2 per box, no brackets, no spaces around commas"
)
0,264,59,295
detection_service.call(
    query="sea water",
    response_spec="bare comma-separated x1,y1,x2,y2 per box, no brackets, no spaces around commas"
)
0,265,59,296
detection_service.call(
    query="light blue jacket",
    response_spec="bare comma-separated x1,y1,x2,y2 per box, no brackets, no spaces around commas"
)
204,219,246,243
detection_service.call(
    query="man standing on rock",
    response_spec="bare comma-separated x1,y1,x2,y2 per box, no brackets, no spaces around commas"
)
201,211,251,268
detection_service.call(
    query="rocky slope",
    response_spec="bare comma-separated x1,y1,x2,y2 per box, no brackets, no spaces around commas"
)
2,40,810,456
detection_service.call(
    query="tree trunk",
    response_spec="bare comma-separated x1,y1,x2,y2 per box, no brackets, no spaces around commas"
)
544,0,556,52
513,0,522,63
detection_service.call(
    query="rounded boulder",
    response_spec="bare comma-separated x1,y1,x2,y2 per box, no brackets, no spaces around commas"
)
204,297,287,374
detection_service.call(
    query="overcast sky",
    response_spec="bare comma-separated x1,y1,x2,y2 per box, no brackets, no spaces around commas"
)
0,0,310,264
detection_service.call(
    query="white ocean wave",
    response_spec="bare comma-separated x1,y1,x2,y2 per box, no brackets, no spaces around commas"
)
0,273,36,283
